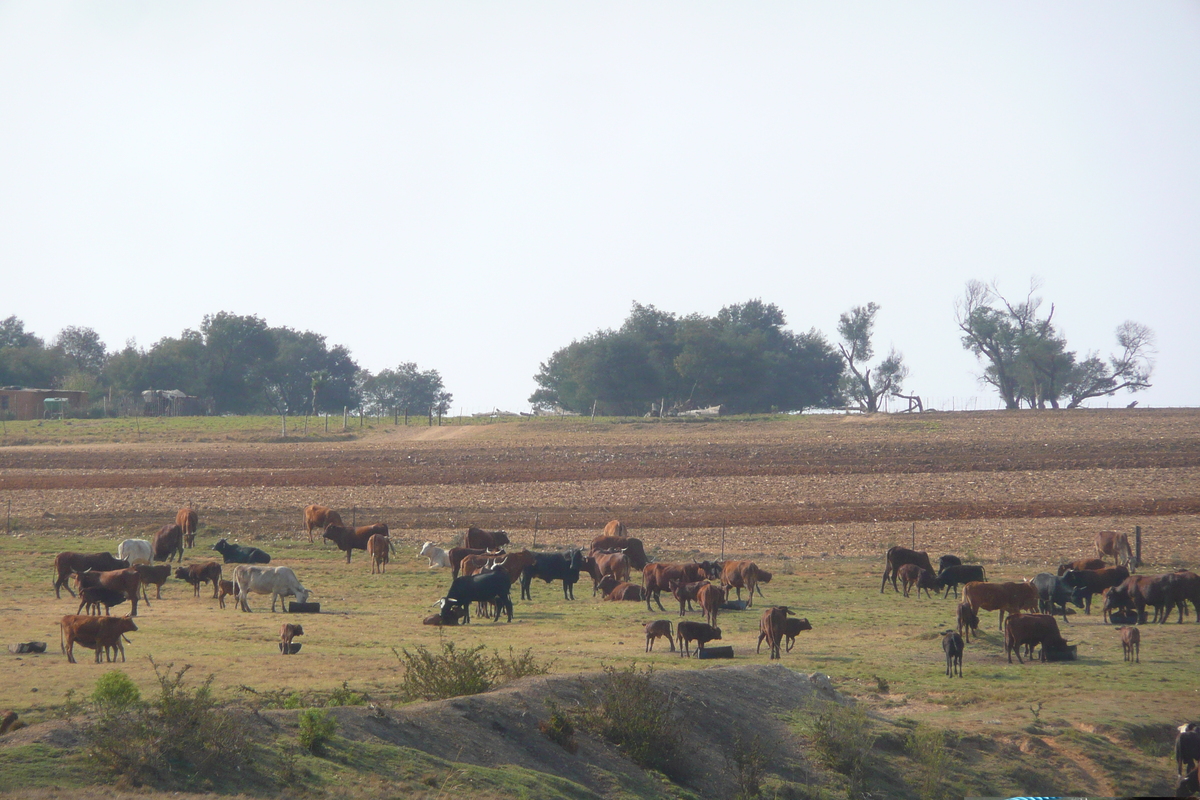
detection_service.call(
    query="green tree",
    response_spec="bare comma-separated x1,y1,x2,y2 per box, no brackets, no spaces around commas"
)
200,313,277,413
53,326,108,376
361,363,452,415
261,327,358,415
837,303,908,413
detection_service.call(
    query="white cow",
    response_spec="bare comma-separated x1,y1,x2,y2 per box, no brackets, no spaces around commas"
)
232,565,310,612
419,541,450,569
117,539,153,566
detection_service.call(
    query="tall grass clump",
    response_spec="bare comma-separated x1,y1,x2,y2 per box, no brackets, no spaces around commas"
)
906,723,954,800
394,642,552,702
578,664,684,779
802,701,876,787
84,658,248,789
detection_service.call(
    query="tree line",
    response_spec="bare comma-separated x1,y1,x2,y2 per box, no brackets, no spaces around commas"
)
0,312,451,418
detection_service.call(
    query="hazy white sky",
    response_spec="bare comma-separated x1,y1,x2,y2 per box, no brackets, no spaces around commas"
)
2,3,1197,413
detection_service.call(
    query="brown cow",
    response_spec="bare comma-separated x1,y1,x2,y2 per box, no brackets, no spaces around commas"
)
603,582,646,601
76,586,128,616
73,569,144,616
464,527,510,551
1003,613,1069,663
898,564,938,599
176,507,199,548
1095,530,1135,569
697,582,725,628
721,560,770,607
583,552,632,595
589,535,649,570
758,606,791,660
133,563,171,600
676,620,721,657
217,579,237,609
962,581,1039,630
368,533,390,574
1057,558,1106,576
152,524,185,564
757,615,812,654
60,615,138,664
881,546,935,593
643,562,712,612
174,562,222,598
303,505,344,543
603,520,627,538
52,552,129,598
280,623,304,654
448,547,499,578
671,580,707,616
957,601,979,643
1172,571,1200,623
323,523,389,564
481,550,536,585
1118,626,1140,662
1060,566,1130,614
459,553,493,577
645,620,674,652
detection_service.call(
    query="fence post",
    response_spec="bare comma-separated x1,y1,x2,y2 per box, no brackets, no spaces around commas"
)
1134,525,1142,569
343,406,348,431
404,407,409,426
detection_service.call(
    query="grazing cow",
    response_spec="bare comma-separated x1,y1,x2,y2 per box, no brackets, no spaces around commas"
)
583,552,632,596
368,533,391,574
152,524,185,564
116,539,152,566
938,554,963,573
323,523,390,564
176,507,199,548
438,570,513,623
676,620,722,658
60,614,138,664
603,582,646,601
1134,573,1191,625
1059,566,1131,614
232,565,310,612
1103,581,1137,623
1172,571,1200,623
73,568,144,617
721,560,770,607
758,606,791,660
52,552,129,598
943,630,964,677
303,505,344,543
280,623,304,654
1177,727,1200,775
898,564,938,599
881,546,935,593
697,582,725,628
174,561,222,598
1057,558,1106,576
217,579,237,609
962,581,1039,630
1030,572,1084,622
448,547,495,578
1004,613,1069,664
957,601,979,643
671,580,707,616
603,520,627,538
645,620,674,652
464,527,510,551
1118,626,1140,663
76,586,128,616
132,563,171,600
212,538,271,564
643,562,713,612
1095,530,1135,569
520,549,586,601
935,564,987,599
590,535,649,570
757,616,813,654
419,542,451,569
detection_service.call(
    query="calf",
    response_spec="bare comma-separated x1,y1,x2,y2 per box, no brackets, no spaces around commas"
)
60,614,138,664
671,580,707,616
175,562,222,598
217,579,237,609
132,563,171,601
1004,613,1069,664
758,606,792,660
676,620,722,658
52,552,129,598
645,620,674,652
757,616,812,654
881,546,934,593
697,582,725,628
943,630,964,677
323,523,389,564
604,582,646,601
419,541,451,569
1179,766,1200,798
898,564,937,599
280,623,304,654
367,533,391,574
936,564,987,599
422,606,467,626
73,568,144,616
1118,626,1140,663
76,586,128,616
957,601,979,644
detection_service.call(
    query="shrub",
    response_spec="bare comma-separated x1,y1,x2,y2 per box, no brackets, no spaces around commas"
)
394,642,553,702
327,680,367,706
91,671,141,711
297,708,337,755
727,733,771,800
804,701,876,780
538,700,577,753
283,692,305,709
907,723,953,800
578,664,684,779
494,646,554,682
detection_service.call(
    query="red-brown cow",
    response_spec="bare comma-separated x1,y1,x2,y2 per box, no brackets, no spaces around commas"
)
898,564,938,599
280,623,304,654
368,533,391,574
676,620,722,657
1095,530,1135,569
1057,558,1106,577
583,552,632,596
603,582,646,601
880,546,935,593
152,524,185,564
217,579,237,609
721,560,770,607
671,580,707,616
175,562,222,598
176,507,199,548
73,568,145,616
757,616,813,654
133,563,171,600
448,547,500,578
589,536,649,570
645,620,674,652
464,527,510,550
957,601,979,643
603,520,627,538
697,582,725,628
60,614,138,664
758,606,791,660
323,523,390,564
303,505,344,543
1060,566,1130,614
643,562,711,612
962,581,1039,630
1003,613,1069,663
52,552,129,598
1118,626,1140,662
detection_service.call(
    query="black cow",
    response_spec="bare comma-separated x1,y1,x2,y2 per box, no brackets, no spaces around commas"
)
439,570,513,623
1178,725,1200,775
936,564,987,599
520,548,586,601
942,630,964,678
1030,572,1083,623
938,554,962,573
211,538,271,564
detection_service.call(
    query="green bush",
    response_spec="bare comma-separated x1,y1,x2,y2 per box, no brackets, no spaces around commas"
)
394,642,552,702
579,664,684,779
91,671,141,711
327,680,367,706
907,723,954,800
283,692,305,709
297,708,337,755
804,701,876,780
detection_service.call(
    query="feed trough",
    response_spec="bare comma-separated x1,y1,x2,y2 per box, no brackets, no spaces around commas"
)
8,642,46,654
288,602,321,613
698,645,734,660
1043,643,1077,662
719,600,749,611
1107,611,1138,625
278,642,302,654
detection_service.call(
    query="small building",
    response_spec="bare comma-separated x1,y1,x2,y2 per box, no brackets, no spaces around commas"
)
0,387,89,421
141,389,204,417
